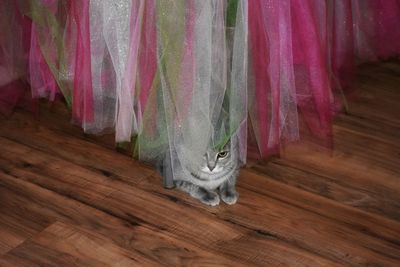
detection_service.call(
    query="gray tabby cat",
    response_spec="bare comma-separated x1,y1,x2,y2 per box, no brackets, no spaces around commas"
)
159,139,240,206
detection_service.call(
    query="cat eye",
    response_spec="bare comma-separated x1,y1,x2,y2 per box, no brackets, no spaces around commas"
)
217,151,229,158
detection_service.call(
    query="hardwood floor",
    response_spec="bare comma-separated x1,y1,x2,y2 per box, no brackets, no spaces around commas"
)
0,61,399,266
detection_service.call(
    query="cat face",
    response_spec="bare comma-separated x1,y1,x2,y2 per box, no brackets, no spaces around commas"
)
201,146,231,174
188,140,238,183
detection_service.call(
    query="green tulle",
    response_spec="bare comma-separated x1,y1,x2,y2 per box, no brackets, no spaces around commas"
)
21,0,73,106
227,0,239,27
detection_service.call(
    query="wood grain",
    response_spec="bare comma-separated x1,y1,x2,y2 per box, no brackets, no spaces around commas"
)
0,137,337,265
0,61,399,266
0,221,158,267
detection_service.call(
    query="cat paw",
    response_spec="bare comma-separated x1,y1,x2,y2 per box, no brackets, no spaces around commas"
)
199,191,220,206
220,190,238,205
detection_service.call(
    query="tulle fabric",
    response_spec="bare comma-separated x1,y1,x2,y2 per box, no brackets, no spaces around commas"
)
1,0,399,167
18,0,95,125
0,0,31,115
248,0,400,157
137,0,248,181
353,0,400,61
248,0,334,157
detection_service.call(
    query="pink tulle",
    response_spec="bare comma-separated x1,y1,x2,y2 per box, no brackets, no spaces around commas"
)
27,0,62,103
375,0,400,58
248,0,275,156
291,0,333,138
248,0,400,158
0,0,32,115
353,0,400,61
329,0,355,90
115,0,145,142
29,28,58,101
70,0,94,125
136,0,158,138
249,0,333,157
138,0,157,115
1,0,399,160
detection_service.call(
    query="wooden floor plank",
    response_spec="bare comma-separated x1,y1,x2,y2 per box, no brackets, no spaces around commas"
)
0,137,117,204
255,132,400,221
239,169,400,244
348,74,400,126
0,136,243,243
101,167,400,266
0,115,356,265
334,113,400,147
0,132,344,266
0,60,399,265
0,212,50,256
216,186,400,266
252,158,400,221
252,116,400,221
3,128,391,266
1,221,158,267
0,172,247,266
0,171,55,256
0,114,155,185
101,180,345,266
213,231,343,267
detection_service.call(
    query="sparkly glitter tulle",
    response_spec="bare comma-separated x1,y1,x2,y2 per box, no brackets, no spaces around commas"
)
1,1,399,166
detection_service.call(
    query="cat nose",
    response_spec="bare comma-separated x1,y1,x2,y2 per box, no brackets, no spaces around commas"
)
208,165,215,171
